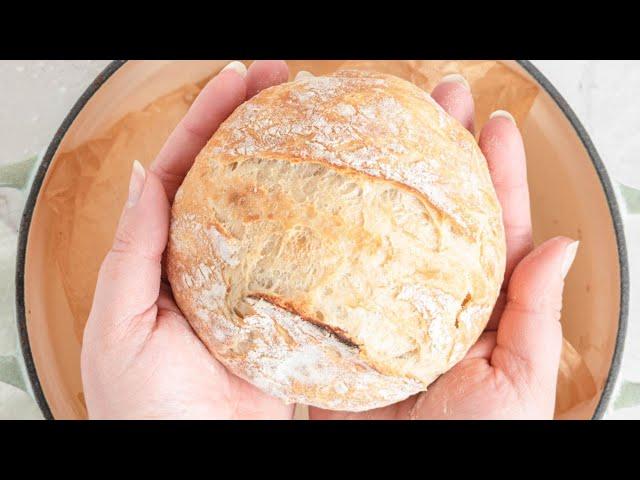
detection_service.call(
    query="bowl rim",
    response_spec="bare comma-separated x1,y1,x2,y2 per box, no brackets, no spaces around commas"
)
14,59,629,420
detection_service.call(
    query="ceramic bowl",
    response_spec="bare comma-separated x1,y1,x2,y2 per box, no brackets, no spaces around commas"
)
6,60,628,419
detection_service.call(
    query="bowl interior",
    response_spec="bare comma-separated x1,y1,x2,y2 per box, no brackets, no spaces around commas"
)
22,60,622,419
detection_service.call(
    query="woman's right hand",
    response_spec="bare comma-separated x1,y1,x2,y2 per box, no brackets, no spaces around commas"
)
310,73,579,420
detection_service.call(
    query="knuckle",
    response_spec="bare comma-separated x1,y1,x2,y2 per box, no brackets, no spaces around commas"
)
153,163,182,189
108,237,162,265
180,119,210,144
506,295,561,320
111,228,137,255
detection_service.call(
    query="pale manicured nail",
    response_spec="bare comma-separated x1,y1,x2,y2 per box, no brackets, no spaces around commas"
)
221,61,247,78
561,240,580,279
490,109,516,125
439,73,470,91
127,160,146,208
295,70,314,80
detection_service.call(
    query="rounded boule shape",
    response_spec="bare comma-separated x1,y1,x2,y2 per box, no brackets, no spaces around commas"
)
166,70,506,411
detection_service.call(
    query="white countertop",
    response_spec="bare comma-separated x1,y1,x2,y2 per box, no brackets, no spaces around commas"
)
1,60,638,419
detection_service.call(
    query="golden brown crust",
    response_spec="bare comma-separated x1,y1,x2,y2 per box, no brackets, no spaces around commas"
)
166,70,505,411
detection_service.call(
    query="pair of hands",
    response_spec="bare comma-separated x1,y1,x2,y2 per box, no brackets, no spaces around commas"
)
80,61,579,420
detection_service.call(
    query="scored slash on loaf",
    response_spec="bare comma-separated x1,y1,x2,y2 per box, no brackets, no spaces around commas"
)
166,70,505,411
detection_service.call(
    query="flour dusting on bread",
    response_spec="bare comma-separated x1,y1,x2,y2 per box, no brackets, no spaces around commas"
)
166,70,505,411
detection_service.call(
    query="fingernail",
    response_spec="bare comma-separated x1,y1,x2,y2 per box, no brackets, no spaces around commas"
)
127,160,146,208
561,240,580,279
439,73,470,91
221,61,247,78
295,70,314,80
489,109,516,125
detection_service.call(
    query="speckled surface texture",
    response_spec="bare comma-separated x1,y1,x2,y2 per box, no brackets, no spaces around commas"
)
0,60,638,419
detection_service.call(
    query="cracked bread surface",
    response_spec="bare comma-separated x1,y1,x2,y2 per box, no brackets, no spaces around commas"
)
166,70,505,411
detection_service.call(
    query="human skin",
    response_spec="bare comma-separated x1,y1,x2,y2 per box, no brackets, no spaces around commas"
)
80,61,578,419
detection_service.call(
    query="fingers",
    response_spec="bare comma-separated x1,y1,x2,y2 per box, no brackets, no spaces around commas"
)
151,61,290,201
432,74,531,286
151,62,248,200
464,331,497,360
88,161,170,336
485,291,506,330
294,70,314,80
491,236,579,401
431,74,532,328
431,74,475,133
246,60,289,98
479,112,533,284
157,282,183,316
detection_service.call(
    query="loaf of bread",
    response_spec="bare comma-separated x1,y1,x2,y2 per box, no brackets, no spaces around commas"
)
166,70,506,411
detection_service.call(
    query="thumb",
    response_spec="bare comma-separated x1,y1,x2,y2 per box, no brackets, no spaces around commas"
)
492,236,579,400
87,160,170,338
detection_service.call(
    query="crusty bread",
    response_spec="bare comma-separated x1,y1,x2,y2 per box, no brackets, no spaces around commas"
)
166,70,506,411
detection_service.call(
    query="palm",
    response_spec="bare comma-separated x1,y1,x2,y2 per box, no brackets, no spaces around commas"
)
412,353,518,419
307,338,517,420
411,342,543,420
124,290,294,419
